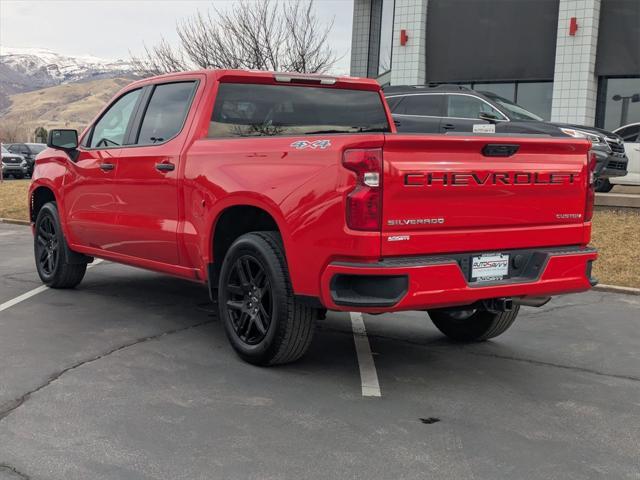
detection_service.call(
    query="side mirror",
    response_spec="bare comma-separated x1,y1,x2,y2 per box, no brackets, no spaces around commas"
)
47,129,78,151
478,112,499,123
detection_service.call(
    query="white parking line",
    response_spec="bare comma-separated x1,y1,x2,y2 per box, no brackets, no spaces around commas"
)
350,312,381,397
0,259,103,313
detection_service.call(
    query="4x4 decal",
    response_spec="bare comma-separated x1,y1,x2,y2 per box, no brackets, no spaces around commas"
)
290,140,331,150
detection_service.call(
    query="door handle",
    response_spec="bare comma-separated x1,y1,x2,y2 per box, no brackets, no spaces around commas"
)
99,163,114,171
155,162,175,172
442,123,456,130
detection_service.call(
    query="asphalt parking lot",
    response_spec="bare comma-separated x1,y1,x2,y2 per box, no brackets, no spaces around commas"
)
1,222,639,480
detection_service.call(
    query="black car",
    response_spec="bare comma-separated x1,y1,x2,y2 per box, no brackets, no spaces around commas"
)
5,142,46,177
384,85,628,192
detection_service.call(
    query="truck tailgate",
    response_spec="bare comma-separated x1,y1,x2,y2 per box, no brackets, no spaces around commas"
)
381,135,592,257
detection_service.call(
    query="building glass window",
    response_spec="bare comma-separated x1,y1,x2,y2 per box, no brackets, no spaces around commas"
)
463,81,553,121
474,83,516,102
367,0,395,78
378,0,395,75
598,77,640,131
515,82,553,121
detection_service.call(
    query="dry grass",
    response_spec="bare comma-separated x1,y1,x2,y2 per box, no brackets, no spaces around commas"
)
591,207,640,288
1,77,133,134
1,179,638,287
0,179,29,221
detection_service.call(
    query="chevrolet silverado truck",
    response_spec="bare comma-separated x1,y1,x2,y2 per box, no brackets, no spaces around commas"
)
30,70,598,365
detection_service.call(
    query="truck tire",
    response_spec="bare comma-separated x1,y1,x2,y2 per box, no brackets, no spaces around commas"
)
34,202,87,288
594,178,613,192
428,305,520,342
218,231,317,365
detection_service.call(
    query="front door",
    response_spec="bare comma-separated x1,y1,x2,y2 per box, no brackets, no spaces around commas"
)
112,80,198,265
63,88,143,251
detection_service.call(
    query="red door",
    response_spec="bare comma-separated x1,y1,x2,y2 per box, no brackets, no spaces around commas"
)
63,147,121,250
64,87,143,251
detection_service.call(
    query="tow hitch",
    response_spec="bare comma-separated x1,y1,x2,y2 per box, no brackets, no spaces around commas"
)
483,298,514,313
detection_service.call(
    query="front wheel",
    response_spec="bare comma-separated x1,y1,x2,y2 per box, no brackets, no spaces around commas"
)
34,202,87,288
428,305,520,342
595,177,614,192
218,231,318,366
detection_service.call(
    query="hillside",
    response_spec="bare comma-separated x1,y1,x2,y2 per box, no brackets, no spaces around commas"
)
0,47,135,96
0,77,134,136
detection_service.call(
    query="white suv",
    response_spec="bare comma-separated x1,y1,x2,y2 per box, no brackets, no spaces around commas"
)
612,123,640,187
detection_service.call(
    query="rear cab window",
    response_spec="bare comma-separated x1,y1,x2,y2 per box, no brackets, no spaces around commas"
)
208,83,390,138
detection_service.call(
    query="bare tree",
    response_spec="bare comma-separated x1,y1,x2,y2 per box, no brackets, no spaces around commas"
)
131,0,337,77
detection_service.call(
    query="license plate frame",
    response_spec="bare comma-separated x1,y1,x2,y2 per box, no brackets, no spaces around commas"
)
470,253,510,282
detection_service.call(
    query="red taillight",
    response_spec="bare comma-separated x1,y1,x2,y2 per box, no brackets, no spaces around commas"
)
342,148,382,231
585,151,597,221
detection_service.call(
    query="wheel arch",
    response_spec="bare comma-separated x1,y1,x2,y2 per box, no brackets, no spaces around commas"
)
30,184,58,223
207,200,292,297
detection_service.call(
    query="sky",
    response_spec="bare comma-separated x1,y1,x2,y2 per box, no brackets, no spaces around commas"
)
0,0,354,74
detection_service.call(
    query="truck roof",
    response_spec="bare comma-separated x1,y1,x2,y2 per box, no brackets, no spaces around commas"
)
127,69,382,92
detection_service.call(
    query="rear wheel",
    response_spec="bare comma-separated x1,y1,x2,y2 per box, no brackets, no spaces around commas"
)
34,202,87,288
428,305,520,342
218,231,318,365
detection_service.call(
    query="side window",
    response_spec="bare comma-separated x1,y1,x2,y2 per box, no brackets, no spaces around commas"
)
447,95,504,120
386,96,404,111
618,125,640,143
90,89,141,148
136,82,196,145
397,95,444,116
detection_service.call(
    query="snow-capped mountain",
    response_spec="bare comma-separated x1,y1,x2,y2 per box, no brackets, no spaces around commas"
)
0,47,136,95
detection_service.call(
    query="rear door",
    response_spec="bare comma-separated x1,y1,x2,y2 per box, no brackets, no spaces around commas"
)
388,94,444,133
381,135,591,257
113,79,200,265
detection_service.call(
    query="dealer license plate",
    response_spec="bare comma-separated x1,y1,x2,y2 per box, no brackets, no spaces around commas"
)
471,254,509,282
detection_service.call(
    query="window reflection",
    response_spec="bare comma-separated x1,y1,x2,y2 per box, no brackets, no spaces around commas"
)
516,82,553,121
378,0,395,75
470,82,552,120
600,77,640,130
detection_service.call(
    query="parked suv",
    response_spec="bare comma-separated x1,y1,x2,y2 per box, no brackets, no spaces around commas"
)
1,145,28,179
384,85,628,191
6,143,46,176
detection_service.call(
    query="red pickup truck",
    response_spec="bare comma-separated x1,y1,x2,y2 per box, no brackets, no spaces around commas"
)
29,70,597,365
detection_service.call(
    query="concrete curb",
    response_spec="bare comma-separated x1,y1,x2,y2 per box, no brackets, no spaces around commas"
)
0,218,30,226
594,284,640,296
595,193,640,209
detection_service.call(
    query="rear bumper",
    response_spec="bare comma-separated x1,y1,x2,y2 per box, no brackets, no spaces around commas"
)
319,246,597,313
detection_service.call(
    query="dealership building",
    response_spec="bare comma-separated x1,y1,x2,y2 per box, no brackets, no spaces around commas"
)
350,0,640,130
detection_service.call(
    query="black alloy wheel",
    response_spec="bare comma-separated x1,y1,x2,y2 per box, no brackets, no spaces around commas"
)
225,255,273,345
218,231,318,365
36,213,60,277
33,202,87,288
